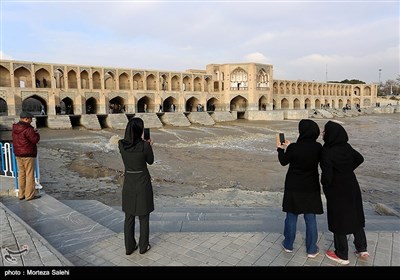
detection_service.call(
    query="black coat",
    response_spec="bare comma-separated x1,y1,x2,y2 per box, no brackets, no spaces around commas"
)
321,121,365,234
119,140,154,216
277,120,323,215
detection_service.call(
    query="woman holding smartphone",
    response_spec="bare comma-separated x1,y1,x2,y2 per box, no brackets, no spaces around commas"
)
277,119,323,258
119,117,154,255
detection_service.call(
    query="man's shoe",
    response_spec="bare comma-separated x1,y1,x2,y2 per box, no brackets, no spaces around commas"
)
354,251,369,258
325,250,350,265
26,195,41,201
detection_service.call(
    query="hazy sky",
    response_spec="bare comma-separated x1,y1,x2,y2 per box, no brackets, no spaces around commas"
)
1,0,399,84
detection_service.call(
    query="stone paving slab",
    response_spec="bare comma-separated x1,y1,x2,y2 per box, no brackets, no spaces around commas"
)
1,197,399,268
67,230,399,267
0,203,73,267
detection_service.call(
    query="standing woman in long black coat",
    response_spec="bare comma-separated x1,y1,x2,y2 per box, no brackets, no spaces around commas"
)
119,118,154,255
277,119,323,258
321,121,369,265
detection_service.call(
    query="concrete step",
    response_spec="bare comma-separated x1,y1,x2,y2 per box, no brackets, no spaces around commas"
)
63,199,399,233
64,200,288,233
0,194,115,255
47,115,72,129
61,199,125,233
105,113,128,130
4,194,398,247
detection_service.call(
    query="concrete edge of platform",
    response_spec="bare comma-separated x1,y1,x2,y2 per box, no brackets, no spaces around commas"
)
0,202,74,266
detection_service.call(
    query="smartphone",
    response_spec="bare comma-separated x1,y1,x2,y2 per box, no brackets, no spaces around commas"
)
144,128,150,140
276,133,285,145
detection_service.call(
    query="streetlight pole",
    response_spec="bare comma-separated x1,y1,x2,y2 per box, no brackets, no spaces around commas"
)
378,69,382,95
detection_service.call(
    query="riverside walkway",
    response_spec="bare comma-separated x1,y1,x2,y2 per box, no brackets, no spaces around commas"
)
1,193,399,268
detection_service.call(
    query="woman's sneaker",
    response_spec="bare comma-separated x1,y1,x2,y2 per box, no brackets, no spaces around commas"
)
354,251,370,258
307,251,320,258
281,243,293,253
307,246,320,258
325,250,350,265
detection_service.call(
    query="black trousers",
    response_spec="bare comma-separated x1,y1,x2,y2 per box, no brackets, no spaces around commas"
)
124,213,150,253
334,227,367,260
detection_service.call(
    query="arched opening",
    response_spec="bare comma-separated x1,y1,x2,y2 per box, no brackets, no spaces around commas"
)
104,72,115,90
171,75,180,91
93,71,101,89
182,76,190,91
305,98,311,109
137,96,151,113
207,97,219,111
22,95,47,116
259,96,268,110
315,99,321,109
81,70,89,89
160,74,168,91
0,66,11,87
230,95,247,111
186,97,201,112
194,77,201,91
133,73,143,90
68,70,78,89
146,74,156,90
338,99,344,109
230,67,248,90
293,98,300,109
256,68,269,89
35,68,50,88
0,98,7,115
281,98,289,109
14,67,32,88
353,87,361,96
109,96,125,113
54,69,64,89
119,73,129,90
204,77,211,92
60,97,74,115
86,97,97,114
163,96,178,112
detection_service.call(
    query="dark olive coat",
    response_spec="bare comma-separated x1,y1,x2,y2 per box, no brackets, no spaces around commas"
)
119,140,154,216
277,120,323,215
321,121,365,234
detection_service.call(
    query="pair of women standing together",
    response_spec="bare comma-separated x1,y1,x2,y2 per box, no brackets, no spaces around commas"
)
277,119,368,265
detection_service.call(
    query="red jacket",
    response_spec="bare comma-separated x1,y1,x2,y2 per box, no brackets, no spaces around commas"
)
12,121,40,157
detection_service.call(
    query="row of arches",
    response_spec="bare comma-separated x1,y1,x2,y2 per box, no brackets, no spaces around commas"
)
0,65,215,92
1,65,273,93
0,95,244,116
273,81,372,97
0,94,370,117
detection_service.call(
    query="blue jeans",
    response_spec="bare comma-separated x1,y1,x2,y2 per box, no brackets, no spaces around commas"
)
283,212,319,254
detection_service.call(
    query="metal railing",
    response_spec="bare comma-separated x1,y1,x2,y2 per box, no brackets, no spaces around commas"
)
0,142,42,194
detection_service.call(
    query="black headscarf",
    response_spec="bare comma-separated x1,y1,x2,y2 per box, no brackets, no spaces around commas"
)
297,119,320,142
120,117,144,151
323,121,349,147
